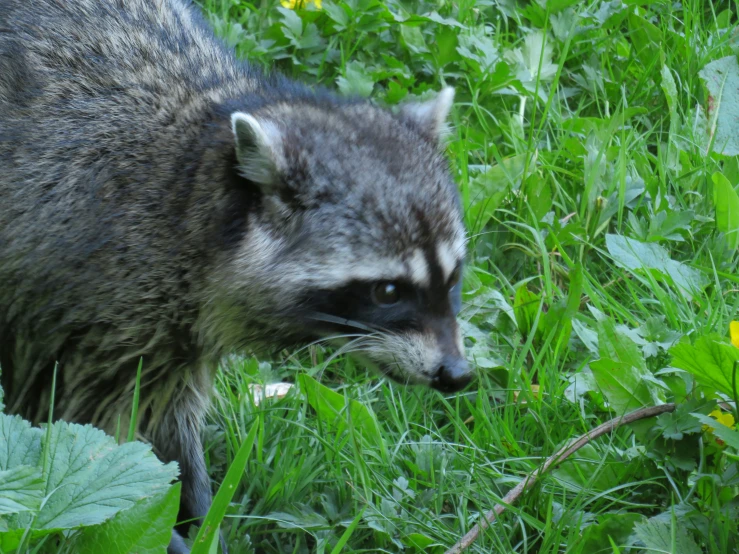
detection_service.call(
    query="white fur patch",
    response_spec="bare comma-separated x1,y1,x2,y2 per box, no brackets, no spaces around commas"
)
280,256,407,288
436,239,463,282
279,250,434,289
406,249,430,286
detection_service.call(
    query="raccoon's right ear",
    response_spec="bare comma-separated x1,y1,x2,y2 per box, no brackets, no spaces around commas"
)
397,87,455,147
230,112,285,194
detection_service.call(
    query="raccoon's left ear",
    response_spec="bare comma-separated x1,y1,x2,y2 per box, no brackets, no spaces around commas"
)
230,112,286,194
397,87,454,146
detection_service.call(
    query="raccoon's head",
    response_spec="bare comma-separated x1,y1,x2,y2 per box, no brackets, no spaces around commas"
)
217,87,472,393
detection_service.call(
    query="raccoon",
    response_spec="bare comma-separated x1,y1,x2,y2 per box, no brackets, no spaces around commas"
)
0,0,472,551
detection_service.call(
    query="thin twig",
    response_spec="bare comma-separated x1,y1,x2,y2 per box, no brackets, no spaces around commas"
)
445,403,677,554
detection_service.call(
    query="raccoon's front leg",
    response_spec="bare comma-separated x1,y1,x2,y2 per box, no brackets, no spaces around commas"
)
148,383,227,554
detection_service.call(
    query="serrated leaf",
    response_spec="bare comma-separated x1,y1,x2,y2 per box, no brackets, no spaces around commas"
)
277,7,303,38
73,482,181,554
670,335,739,398
712,172,739,250
647,209,695,243
323,2,349,29
692,413,739,450
699,55,739,156
0,466,44,515
35,421,179,530
336,61,374,97
634,519,702,554
654,399,708,440
0,415,43,470
605,234,707,298
422,11,466,29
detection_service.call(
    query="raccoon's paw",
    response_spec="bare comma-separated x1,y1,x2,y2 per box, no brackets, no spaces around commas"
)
167,528,229,554
168,529,190,554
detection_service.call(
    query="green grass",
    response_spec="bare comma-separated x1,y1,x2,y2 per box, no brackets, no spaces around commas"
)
194,1,739,552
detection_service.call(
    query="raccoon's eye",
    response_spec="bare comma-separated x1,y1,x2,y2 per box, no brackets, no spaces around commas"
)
371,282,400,306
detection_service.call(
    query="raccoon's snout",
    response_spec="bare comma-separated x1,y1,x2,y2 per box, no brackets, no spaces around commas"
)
431,354,473,393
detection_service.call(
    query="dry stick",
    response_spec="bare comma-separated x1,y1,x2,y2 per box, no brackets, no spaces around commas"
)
445,403,677,554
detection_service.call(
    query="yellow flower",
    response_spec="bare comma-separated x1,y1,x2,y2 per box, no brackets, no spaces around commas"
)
280,0,322,9
731,321,739,348
711,408,736,429
702,408,736,445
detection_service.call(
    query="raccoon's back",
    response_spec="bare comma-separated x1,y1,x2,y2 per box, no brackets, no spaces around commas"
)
0,0,251,104
0,0,254,355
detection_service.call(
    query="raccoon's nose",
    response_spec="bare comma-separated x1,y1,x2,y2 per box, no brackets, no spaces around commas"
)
432,356,473,393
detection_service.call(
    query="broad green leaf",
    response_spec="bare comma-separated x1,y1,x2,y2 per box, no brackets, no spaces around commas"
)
597,318,647,372
699,55,739,156
627,12,661,68
523,173,553,221
191,422,258,554
692,414,739,450
299,374,383,449
73,482,181,554
590,359,660,415
572,319,599,356
36,422,178,530
402,531,443,553
670,335,739,398
661,64,678,114
605,234,707,297
575,513,645,554
712,172,739,250
0,466,43,516
633,519,702,554
400,24,428,54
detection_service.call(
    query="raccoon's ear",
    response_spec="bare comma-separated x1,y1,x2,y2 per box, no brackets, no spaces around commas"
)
230,112,285,193
397,87,454,145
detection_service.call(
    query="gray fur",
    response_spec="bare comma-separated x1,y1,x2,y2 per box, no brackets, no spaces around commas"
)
0,0,470,551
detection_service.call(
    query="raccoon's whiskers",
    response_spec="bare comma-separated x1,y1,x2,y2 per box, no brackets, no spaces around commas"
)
277,333,366,370
305,312,385,333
